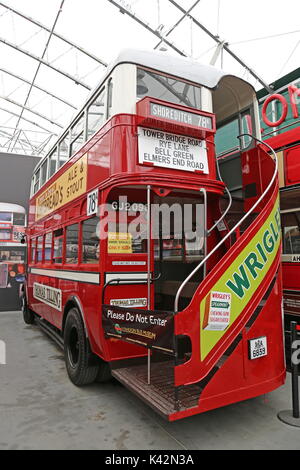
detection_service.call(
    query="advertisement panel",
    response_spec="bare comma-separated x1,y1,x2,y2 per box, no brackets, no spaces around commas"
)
102,305,175,354
35,153,87,221
200,197,281,359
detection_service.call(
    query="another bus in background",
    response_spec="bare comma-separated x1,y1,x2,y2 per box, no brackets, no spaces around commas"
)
0,202,26,310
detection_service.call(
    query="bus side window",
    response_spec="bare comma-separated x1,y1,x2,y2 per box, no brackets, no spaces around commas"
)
65,224,79,264
215,118,239,156
44,232,52,262
36,236,43,263
87,88,106,138
31,238,36,263
282,212,300,254
49,148,58,178
34,169,40,194
58,135,69,168
53,229,63,264
106,78,113,119
82,216,99,264
70,115,84,157
40,159,48,186
13,211,25,226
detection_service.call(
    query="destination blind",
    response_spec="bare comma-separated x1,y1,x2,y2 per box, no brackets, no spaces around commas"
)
150,102,213,130
138,127,209,174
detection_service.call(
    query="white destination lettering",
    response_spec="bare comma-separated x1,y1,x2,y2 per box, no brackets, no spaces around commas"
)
150,103,212,129
138,127,209,174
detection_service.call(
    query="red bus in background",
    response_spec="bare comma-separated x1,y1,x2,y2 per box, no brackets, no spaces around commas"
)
0,202,26,310
257,68,300,346
23,49,285,421
217,67,300,356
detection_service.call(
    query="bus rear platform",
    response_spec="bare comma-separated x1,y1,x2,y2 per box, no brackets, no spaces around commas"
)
112,358,200,420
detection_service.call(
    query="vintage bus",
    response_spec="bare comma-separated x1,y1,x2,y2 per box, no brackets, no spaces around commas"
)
23,49,285,421
0,202,26,310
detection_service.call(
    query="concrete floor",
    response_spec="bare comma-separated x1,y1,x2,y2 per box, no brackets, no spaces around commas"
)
0,310,299,450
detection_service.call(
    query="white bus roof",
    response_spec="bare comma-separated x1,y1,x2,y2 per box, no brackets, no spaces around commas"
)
0,202,26,213
109,48,236,90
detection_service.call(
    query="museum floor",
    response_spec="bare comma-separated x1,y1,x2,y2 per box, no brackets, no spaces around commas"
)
0,310,299,450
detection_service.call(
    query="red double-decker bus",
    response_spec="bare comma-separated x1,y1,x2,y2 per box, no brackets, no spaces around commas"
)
257,68,300,355
23,49,285,421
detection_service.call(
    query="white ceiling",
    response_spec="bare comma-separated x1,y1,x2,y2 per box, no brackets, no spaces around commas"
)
0,0,299,156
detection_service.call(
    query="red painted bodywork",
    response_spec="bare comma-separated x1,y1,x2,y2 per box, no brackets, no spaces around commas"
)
266,128,300,320
26,98,285,420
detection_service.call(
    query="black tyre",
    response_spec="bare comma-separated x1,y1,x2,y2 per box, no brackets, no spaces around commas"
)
22,293,35,325
64,307,99,386
96,359,111,383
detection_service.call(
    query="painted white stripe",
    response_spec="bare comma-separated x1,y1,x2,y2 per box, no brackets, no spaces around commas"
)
105,272,147,284
30,268,100,284
282,254,300,262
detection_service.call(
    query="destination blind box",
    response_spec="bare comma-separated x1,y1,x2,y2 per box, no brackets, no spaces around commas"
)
136,97,216,139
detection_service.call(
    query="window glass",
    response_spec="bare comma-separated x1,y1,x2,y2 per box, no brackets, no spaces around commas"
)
41,159,48,186
82,216,99,264
53,228,63,263
37,236,43,262
58,135,69,168
136,68,201,109
49,148,58,177
0,229,11,240
70,114,85,156
215,118,239,156
282,211,300,254
31,238,36,263
240,111,253,149
0,212,12,222
0,248,24,262
13,212,25,226
44,232,52,261
107,223,147,254
87,88,105,137
107,79,113,119
153,197,204,262
34,168,40,193
66,224,79,264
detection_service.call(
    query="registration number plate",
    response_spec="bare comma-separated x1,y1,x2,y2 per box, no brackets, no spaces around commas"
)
249,336,268,360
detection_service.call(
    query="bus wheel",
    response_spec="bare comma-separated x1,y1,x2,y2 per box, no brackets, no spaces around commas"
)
64,307,99,386
96,359,111,383
22,294,35,325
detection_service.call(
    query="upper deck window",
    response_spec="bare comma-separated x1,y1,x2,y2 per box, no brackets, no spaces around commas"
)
70,114,84,156
87,88,106,138
106,79,113,119
0,229,11,240
41,159,48,186
215,108,254,157
0,212,12,222
137,68,201,109
34,168,40,194
49,147,58,178
13,212,25,226
58,135,69,168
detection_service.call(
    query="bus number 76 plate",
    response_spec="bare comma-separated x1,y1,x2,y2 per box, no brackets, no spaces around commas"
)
248,336,268,360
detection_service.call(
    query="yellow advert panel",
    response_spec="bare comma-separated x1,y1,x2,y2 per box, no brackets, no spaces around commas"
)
35,154,87,221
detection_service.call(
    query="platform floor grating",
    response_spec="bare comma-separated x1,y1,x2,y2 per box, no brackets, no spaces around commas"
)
112,360,201,418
